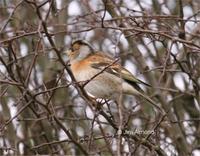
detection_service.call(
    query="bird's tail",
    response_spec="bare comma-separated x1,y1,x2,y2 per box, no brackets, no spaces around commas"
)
136,91,163,113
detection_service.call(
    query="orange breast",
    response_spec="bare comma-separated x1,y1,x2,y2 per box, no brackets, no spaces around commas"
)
71,59,90,76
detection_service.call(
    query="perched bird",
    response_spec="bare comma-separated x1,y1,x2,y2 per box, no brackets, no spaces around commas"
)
67,39,161,111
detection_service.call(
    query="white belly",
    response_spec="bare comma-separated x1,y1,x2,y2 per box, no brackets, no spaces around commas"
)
74,68,122,98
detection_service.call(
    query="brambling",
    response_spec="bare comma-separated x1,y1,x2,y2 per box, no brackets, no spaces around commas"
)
66,40,161,111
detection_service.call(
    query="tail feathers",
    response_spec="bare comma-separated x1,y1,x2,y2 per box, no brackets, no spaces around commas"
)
138,79,152,87
137,91,163,113
122,82,163,113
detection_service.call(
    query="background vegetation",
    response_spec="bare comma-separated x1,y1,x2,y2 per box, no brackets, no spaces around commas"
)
0,0,200,155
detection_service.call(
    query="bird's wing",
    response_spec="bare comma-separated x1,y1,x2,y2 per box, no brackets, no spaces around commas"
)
88,52,151,88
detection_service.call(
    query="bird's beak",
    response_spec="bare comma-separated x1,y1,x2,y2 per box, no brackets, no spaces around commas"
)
65,49,72,66
66,49,72,57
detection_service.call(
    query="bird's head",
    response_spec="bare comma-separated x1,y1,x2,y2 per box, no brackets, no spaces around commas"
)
66,39,94,62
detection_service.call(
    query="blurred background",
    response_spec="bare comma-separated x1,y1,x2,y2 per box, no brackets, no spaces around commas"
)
0,0,200,155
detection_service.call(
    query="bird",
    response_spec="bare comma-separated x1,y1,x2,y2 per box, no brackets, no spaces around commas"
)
66,39,162,112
